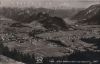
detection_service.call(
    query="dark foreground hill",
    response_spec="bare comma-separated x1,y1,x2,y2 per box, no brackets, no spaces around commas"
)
31,12,70,31
73,4,100,25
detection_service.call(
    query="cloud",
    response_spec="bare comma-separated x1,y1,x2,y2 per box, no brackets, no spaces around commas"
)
0,0,100,8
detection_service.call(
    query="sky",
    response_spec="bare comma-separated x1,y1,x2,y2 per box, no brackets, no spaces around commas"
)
0,0,100,9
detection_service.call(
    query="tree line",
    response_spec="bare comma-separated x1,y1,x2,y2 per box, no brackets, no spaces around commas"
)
0,42,36,64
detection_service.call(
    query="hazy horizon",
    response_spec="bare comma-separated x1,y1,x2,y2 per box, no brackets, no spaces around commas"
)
0,0,100,9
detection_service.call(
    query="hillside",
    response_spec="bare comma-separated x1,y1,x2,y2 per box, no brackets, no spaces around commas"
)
0,7,82,20
34,12,70,31
0,55,25,64
72,4,100,25
0,7,74,31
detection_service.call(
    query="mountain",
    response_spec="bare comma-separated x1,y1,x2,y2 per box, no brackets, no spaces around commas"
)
0,7,81,20
0,7,71,31
25,12,70,31
72,4,100,25
35,8,80,18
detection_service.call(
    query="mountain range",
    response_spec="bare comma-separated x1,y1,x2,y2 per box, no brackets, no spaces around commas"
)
0,7,80,31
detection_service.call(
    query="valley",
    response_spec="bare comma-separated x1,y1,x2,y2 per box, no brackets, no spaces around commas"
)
0,4,100,64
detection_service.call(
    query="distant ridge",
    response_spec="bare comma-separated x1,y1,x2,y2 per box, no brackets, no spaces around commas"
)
72,4,100,25
0,7,75,31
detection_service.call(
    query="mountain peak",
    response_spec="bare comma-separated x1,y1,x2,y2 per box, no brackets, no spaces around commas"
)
73,4,100,25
